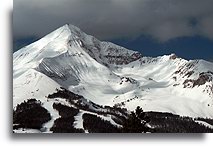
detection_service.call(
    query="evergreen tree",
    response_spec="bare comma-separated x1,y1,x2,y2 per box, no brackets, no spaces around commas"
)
122,106,150,133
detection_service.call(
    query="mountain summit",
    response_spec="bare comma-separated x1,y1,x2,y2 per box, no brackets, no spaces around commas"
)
13,24,141,77
13,24,213,133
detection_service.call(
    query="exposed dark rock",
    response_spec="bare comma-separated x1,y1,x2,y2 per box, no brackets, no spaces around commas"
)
169,54,178,60
193,74,211,87
183,72,213,88
184,71,194,78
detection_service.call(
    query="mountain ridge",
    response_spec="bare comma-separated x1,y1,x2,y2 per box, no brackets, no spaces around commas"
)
13,24,213,133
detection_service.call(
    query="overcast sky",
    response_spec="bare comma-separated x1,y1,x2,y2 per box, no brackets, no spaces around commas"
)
14,0,213,41
13,0,213,60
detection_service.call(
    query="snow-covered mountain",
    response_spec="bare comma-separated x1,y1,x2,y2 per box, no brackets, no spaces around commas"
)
13,24,213,133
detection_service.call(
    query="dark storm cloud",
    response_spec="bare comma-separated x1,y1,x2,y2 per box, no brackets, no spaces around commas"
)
14,0,213,42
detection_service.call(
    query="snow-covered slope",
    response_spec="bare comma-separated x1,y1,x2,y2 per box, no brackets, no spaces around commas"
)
13,69,61,106
13,23,213,125
111,55,213,118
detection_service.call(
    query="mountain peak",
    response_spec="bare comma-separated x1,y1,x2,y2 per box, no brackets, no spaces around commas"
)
13,23,213,130
13,23,142,78
67,24,82,32
59,24,87,39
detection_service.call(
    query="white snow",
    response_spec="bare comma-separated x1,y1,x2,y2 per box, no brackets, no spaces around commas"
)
41,99,60,133
13,69,61,107
13,128,41,133
73,111,84,129
195,120,213,129
13,23,213,130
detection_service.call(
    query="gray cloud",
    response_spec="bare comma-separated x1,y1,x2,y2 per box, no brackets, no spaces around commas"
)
14,0,213,42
